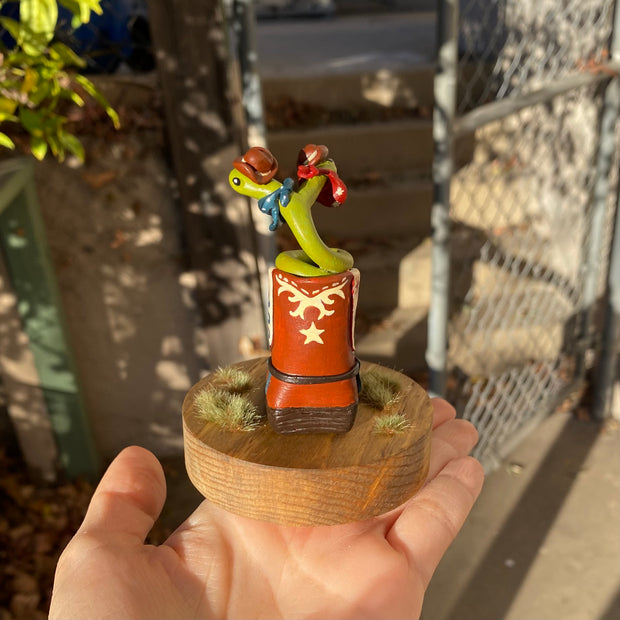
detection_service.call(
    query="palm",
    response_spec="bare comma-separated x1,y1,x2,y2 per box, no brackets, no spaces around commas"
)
162,504,423,619
50,399,483,620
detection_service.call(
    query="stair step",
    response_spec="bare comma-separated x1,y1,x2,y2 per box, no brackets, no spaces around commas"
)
257,12,437,81
356,306,428,375
314,178,432,239
354,272,572,378
267,119,434,178
448,319,567,379
267,120,474,179
354,237,432,314
262,65,435,111
448,252,576,376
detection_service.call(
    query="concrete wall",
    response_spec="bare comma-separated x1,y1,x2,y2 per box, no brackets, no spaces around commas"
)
34,126,207,460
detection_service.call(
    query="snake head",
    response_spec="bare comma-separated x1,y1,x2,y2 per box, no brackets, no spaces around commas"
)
229,168,281,200
230,146,282,198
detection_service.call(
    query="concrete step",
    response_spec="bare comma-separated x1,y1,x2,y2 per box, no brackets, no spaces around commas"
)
354,218,573,317
257,12,437,81
262,65,435,111
353,236,432,314
335,1,437,15
356,306,428,375
448,316,569,379
267,119,433,178
353,252,575,376
314,177,432,239
351,229,479,316
449,252,577,377
266,119,474,180
261,64,485,113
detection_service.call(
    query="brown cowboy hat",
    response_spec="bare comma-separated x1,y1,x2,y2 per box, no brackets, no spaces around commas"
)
233,146,278,184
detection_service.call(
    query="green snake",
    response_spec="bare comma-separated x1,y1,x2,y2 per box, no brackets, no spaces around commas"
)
228,160,354,277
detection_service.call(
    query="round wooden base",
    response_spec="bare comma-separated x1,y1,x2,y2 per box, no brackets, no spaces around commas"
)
182,358,433,526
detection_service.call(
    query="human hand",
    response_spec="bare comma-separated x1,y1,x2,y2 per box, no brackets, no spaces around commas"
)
49,399,483,620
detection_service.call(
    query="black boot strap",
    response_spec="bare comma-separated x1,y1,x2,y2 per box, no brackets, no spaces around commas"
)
268,357,360,385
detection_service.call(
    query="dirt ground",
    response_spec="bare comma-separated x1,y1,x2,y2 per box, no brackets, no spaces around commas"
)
0,429,173,620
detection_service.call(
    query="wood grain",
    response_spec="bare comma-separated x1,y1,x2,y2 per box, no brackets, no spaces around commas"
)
183,358,433,526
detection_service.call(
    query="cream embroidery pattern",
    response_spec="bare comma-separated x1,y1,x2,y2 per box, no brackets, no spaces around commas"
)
276,273,348,344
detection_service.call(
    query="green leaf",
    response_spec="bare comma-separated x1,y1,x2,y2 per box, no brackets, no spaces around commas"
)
6,15,54,56
68,89,85,106
28,80,52,106
21,67,38,95
30,135,48,160
70,12,82,29
20,0,59,38
0,97,19,117
0,111,19,123
49,41,87,68
58,131,84,161
0,132,16,150
47,133,62,158
58,0,103,25
17,0,58,54
50,77,61,97
0,17,22,44
75,75,120,129
19,107,44,134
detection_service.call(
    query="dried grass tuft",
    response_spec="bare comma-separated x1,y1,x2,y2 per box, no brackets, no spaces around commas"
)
194,388,260,432
373,414,411,436
359,369,401,410
211,366,253,393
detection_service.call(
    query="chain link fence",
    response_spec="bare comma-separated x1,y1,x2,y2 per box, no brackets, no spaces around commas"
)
431,0,620,469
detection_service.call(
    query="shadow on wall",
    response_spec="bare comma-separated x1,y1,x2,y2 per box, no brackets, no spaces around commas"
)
28,133,208,460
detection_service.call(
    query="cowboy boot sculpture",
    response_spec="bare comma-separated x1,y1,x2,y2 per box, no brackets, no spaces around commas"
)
229,144,360,433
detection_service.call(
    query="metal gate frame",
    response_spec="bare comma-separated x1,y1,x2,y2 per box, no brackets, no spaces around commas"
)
429,0,620,468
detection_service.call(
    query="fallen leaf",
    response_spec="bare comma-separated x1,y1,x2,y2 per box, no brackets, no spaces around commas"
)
11,571,38,595
10,592,41,619
110,229,127,249
81,170,118,189
34,533,54,555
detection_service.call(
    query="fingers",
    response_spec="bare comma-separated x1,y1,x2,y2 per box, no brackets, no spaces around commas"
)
77,446,167,544
428,398,479,481
387,455,484,588
383,398,483,586
431,397,457,429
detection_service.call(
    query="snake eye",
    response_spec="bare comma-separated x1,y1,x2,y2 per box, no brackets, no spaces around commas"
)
232,176,241,186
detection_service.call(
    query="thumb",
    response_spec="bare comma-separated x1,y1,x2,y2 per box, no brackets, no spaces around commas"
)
78,445,167,543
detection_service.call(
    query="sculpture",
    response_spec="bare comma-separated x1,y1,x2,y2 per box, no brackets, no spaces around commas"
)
182,144,433,526
229,144,359,434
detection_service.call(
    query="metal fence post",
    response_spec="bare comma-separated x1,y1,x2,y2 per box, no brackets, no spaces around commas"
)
577,0,620,381
593,180,620,420
427,0,459,397
227,0,276,340
231,0,268,149
592,2,620,418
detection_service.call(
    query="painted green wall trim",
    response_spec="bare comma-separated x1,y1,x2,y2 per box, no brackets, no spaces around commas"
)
0,159,100,479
